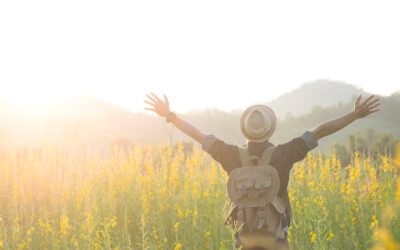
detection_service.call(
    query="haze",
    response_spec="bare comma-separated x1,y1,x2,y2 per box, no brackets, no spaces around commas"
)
1,0,399,112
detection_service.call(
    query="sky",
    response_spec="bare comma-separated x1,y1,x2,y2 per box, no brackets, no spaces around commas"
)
0,0,399,113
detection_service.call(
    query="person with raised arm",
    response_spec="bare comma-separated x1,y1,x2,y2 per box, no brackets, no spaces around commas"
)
144,93,380,250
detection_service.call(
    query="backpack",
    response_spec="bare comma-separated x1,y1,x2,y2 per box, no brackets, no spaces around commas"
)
226,147,286,249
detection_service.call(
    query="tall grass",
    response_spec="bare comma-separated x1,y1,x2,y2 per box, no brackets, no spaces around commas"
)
0,144,399,249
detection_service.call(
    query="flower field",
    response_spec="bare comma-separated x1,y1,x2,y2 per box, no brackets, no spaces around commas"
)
0,144,399,250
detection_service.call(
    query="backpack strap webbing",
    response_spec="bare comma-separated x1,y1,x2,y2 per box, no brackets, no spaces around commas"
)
238,147,275,166
238,148,258,166
259,147,275,166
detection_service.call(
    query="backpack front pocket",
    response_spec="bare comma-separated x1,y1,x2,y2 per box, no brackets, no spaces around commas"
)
254,176,272,189
234,178,254,200
235,178,254,190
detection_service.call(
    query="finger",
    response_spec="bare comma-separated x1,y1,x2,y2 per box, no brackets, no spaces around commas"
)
146,94,158,104
361,95,375,106
163,94,169,105
370,100,380,107
366,98,380,107
362,95,375,106
144,107,156,112
369,109,380,114
367,101,380,109
144,100,156,107
368,103,380,110
150,92,162,103
366,97,379,107
355,95,362,105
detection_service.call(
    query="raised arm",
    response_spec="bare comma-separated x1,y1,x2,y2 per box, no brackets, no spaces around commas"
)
310,95,380,140
144,93,207,144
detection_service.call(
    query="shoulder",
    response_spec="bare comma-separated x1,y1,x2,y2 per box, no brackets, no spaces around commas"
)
201,135,239,153
271,131,318,165
274,131,318,153
201,135,241,172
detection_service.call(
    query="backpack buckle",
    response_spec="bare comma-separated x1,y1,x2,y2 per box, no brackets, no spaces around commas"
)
256,209,267,229
237,207,245,225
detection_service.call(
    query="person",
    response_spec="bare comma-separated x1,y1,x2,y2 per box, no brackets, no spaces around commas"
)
144,93,380,250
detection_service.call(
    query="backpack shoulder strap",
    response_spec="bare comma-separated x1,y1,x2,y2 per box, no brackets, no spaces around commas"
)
258,147,275,166
238,147,259,166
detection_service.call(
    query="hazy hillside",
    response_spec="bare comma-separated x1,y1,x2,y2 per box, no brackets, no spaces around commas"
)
0,81,398,150
180,93,400,150
273,93,400,150
267,80,368,118
0,97,164,148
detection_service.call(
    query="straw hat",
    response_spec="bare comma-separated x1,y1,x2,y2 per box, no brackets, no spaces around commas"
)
240,105,277,142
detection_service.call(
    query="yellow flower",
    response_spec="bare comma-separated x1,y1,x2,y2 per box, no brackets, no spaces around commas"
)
394,143,400,168
309,231,316,244
380,156,391,173
372,229,400,250
294,166,305,183
370,215,378,229
110,216,117,228
174,243,182,250
60,214,71,238
395,177,400,203
327,232,334,241
174,222,180,232
288,190,295,201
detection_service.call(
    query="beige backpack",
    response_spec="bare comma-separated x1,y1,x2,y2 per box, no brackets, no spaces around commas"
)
226,147,286,248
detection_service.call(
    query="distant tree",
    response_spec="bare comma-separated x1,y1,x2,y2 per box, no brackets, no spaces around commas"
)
330,130,399,166
348,133,368,154
366,128,377,145
372,133,399,156
330,142,351,166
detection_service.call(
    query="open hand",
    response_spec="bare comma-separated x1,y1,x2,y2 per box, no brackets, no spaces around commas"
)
353,95,380,118
144,93,170,117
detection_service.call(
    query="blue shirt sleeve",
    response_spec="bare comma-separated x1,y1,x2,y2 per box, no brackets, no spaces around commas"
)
300,131,318,151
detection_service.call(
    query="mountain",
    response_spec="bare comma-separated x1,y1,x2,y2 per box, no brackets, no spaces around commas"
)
0,81,398,149
272,93,400,150
267,80,368,118
0,97,163,148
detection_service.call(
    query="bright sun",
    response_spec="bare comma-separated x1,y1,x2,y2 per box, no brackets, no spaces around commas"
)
1,85,73,114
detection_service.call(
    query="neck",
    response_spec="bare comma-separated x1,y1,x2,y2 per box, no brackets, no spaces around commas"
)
246,139,274,157
248,140,270,146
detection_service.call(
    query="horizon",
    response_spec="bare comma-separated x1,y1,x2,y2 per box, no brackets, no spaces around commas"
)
0,79,398,114
1,1,400,113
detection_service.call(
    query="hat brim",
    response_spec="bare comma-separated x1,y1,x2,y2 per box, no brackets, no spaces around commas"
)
240,105,277,142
